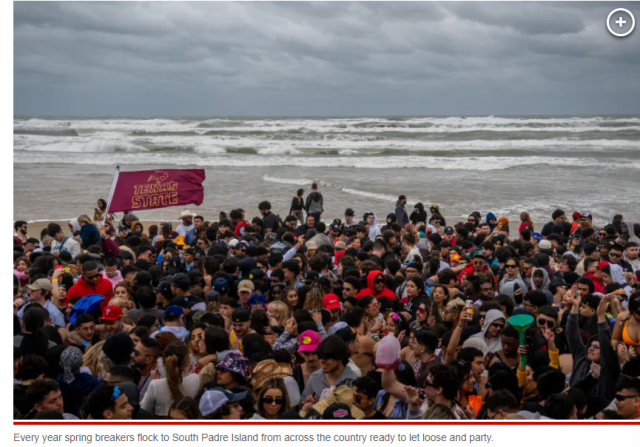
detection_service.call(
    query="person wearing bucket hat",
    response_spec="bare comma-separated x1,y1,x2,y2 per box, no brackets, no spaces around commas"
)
251,360,290,391
214,352,249,390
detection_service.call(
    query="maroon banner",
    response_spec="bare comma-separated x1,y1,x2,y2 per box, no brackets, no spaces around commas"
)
107,169,205,213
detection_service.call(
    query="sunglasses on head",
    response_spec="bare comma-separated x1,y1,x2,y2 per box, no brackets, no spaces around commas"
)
537,318,555,328
262,397,285,405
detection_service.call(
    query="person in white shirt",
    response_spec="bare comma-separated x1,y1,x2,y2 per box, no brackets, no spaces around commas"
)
48,222,82,259
176,210,196,245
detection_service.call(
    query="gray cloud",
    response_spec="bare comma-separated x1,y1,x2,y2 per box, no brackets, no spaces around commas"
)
14,1,640,115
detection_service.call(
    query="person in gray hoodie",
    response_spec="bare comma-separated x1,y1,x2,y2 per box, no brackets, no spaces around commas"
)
530,268,553,304
395,195,409,227
305,183,324,223
471,309,506,354
499,258,529,307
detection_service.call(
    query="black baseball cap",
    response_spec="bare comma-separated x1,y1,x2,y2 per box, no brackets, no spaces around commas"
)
167,273,190,290
188,270,204,285
444,226,454,235
322,403,354,420
157,281,173,300
206,290,221,303
249,268,265,281
231,308,251,323
118,251,133,259
304,270,319,283
134,271,153,286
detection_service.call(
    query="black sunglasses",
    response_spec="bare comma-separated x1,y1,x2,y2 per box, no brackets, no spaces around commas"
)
538,318,555,328
506,264,518,269
374,279,386,284
615,394,639,401
85,274,100,280
609,253,621,258
262,397,285,405
490,322,505,329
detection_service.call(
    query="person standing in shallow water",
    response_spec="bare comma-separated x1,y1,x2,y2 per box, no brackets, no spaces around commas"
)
290,189,305,225
305,183,323,223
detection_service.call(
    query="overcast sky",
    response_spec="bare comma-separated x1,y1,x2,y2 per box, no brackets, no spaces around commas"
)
14,2,640,116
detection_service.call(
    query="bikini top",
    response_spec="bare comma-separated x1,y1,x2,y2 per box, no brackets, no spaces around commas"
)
622,318,640,346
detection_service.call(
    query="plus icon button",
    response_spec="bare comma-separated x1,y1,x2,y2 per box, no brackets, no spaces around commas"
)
615,17,627,27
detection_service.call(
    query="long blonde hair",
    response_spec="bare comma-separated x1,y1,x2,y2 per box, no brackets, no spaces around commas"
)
164,341,191,401
82,341,108,377
267,301,290,326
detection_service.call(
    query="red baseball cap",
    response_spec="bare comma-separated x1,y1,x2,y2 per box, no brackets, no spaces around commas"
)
572,211,582,220
101,305,123,321
322,293,341,311
597,261,609,271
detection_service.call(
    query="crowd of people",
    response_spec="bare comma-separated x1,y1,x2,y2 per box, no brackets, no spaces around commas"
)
12,186,640,420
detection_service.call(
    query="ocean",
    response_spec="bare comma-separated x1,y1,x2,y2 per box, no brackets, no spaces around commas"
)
13,115,640,226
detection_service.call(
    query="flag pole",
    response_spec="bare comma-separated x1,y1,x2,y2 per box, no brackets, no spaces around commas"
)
105,165,120,214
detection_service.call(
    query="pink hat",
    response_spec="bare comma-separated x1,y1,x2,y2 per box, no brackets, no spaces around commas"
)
297,330,322,352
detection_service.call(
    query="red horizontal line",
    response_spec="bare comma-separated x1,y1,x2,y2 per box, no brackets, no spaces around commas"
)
13,421,640,425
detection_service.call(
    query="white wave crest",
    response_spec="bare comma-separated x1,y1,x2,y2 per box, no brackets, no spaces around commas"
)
341,188,401,203
16,140,147,153
17,153,640,171
263,175,312,186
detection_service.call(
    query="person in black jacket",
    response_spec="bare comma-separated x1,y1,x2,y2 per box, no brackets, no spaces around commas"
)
410,202,427,225
290,189,305,225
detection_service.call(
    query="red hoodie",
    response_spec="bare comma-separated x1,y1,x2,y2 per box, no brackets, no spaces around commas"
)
582,272,605,294
356,270,397,301
66,275,114,309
